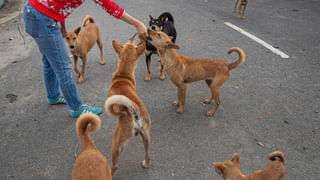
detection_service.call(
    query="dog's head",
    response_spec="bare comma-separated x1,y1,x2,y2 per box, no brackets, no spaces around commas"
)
213,153,242,179
146,29,179,52
65,27,81,51
112,39,145,65
148,15,165,32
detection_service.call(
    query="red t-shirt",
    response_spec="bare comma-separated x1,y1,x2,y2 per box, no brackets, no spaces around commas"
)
29,0,125,23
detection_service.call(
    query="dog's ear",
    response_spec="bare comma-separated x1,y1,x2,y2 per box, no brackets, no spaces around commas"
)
161,16,168,22
167,41,180,49
112,40,123,55
231,153,240,166
149,15,153,20
74,26,81,35
136,42,146,57
213,162,226,175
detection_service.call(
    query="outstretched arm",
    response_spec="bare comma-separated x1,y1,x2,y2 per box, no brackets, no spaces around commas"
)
120,12,147,37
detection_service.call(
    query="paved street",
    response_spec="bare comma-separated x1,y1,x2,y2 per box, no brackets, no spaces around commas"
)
0,0,319,179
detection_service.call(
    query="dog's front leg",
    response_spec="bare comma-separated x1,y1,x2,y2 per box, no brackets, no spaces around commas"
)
78,55,87,83
237,1,242,18
97,34,105,65
241,3,247,19
176,84,186,113
72,55,80,78
145,52,152,81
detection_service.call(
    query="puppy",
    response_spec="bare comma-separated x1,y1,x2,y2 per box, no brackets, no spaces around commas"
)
105,35,151,176
213,151,287,180
233,0,248,19
65,15,105,83
72,113,111,180
145,12,177,81
147,30,245,116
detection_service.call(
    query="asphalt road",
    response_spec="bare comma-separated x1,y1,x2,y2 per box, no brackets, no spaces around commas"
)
0,0,319,179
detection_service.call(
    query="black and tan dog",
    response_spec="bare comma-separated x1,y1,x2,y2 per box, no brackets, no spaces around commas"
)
105,35,151,176
72,113,111,180
65,15,105,83
233,0,248,19
144,12,177,81
213,151,287,180
147,30,245,116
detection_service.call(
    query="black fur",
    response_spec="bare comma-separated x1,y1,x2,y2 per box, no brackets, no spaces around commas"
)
145,12,177,78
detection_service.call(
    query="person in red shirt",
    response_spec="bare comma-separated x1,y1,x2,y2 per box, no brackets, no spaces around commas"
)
23,0,147,117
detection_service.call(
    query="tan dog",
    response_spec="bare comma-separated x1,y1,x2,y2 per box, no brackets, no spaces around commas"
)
233,0,248,19
213,151,287,180
147,30,245,116
105,37,151,176
65,15,105,83
72,113,111,180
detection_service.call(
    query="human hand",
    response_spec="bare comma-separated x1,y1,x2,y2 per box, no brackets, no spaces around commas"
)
135,21,148,37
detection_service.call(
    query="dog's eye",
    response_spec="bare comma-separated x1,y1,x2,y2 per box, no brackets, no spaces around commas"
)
66,37,70,40
73,37,76,40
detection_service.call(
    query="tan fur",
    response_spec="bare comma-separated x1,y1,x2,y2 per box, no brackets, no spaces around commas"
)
72,113,111,180
233,0,248,19
213,151,287,180
105,39,151,176
65,15,105,83
147,30,245,116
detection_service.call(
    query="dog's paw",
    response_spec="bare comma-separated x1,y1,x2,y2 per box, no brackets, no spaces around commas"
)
206,111,214,116
160,74,165,80
203,98,212,104
78,78,84,84
172,100,179,107
141,160,150,168
237,15,241,18
100,60,105,65
176,107,184,114
144,75,151,81
242,16,246,19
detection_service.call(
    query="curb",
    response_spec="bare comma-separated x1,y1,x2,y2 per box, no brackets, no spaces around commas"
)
0,0,26,24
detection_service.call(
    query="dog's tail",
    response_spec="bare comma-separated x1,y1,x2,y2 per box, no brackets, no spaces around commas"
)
159,12,174,24
76,113,100,151
269,151,286,164
82,15,95,27
105,95,143,130
227,47,245,70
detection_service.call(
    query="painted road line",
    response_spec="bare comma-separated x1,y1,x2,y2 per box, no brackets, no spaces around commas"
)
224,22,289,59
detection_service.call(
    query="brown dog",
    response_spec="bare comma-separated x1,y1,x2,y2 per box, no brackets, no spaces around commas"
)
233,0,248,19
213,151,287,180
72,113,111,180
105,37,151,176
147,30,245,116
65,15,105,83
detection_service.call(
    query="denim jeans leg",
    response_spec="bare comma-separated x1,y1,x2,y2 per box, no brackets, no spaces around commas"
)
41,54,60,100
23,3,82,110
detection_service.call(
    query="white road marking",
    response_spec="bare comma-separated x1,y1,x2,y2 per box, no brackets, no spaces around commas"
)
224,22,289,59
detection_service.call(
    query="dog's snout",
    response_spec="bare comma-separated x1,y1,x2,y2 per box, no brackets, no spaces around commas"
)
70,45,75,49
151,26,156,30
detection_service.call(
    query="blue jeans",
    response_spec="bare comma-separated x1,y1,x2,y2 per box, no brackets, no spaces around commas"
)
23,3,82,110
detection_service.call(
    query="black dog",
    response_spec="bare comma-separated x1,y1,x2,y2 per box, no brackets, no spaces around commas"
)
145,12,177,81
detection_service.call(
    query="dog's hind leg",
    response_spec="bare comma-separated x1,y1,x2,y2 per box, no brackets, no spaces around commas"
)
145,51,152,81
241,4,247,19
203,79,214,104
111,126,129,176
139,128,151,168
97,33,105,65
237,0,242,18
206,76,228,116
72,55,80,78
234,0,239,13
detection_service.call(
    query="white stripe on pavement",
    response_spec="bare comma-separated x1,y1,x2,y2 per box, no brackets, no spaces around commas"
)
224,22,289,59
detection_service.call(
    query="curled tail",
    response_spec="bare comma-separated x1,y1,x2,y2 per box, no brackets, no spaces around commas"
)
76,113,101,151
105,95,142,130
82,15,95,27
269,151,286,164
159,12,174,24
227,47,245,70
